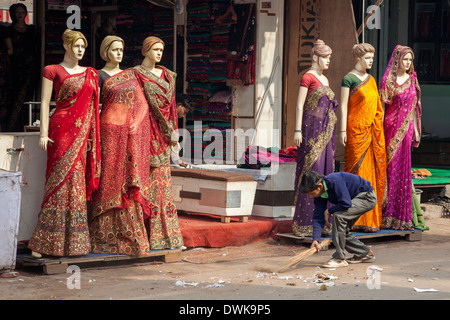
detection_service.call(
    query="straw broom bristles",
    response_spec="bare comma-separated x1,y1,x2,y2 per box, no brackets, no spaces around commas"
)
275,238,331,273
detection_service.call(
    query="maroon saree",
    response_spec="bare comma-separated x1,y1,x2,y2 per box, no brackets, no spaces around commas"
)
90,69,152,256
132,65,184,250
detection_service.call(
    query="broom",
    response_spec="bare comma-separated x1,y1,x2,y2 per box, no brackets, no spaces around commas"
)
275,238,331,273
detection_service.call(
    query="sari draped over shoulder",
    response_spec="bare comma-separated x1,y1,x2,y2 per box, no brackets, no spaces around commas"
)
345,75,386,232
28,67,101,256
132,65,178,167
90,69,152,256
292,85,338,237
132,65,184,250
380,45,424,230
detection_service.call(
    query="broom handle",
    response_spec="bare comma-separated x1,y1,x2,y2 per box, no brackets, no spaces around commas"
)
320,238,331,249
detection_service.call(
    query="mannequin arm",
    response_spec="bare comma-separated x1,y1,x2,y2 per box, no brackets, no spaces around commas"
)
338,86,350,146
294,86,308,147
39,77,54,151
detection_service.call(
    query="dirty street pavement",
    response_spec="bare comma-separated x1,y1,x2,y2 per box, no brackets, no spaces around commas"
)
1,217,449,303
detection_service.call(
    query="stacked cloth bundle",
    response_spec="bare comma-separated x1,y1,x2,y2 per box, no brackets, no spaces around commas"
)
185,0,233,162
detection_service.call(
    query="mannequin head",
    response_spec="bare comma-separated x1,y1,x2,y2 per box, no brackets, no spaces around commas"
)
311,39,332,70
62,29,88,61
399,49,414,74
352,43,375,70
9,3,28,24
141,36,165,63
100,35,124,63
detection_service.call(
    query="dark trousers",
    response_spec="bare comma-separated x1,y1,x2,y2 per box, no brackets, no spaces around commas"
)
331,190,377,260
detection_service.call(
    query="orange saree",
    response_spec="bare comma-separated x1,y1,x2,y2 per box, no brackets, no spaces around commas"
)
344,75,386,232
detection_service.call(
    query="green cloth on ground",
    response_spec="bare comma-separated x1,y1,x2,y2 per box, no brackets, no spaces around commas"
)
412,183,429,231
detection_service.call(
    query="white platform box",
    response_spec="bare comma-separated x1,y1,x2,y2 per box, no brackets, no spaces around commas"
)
0,170,22,273
171,168,257,222
0,133,46,241
188,163,296,219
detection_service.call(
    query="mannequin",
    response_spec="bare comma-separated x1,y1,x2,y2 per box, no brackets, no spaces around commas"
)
291,39,338,237
28,29,101,258
90,36,152,256
338,43,386,232
39,33,88,151
132,36,184,250
380,45,424,230
98,35,124,90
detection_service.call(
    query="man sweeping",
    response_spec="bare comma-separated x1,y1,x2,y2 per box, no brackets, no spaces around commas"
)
299,171,376,268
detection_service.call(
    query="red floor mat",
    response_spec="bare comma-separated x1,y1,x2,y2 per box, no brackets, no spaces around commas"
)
178,212,292,248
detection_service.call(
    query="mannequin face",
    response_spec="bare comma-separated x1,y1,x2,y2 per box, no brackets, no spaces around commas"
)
107,41,124,64
400,52,413,72
145,43,164,63
358,52,374,70
317,54,331,70
65,38,86,61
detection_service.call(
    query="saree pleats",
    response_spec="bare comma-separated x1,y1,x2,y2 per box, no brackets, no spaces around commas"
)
133,66,184,249
147,164,184,249
345,76,386,232
292,86,338,237
90,69,152,255
380,45,423,230
28,68,100,256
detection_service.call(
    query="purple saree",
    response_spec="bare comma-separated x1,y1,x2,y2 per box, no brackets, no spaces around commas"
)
292,86,338,237
380,45,422,230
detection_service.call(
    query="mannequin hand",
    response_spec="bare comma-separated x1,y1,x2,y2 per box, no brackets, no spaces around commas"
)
414,129,420,142
293,131,303,147
39,136,54,151
339,132,347,146
178,160,188,168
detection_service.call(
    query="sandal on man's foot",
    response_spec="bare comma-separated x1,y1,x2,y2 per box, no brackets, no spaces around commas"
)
321,258,348,268
346,254,375,264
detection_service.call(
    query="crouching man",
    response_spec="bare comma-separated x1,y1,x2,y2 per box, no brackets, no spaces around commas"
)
299,171,376,268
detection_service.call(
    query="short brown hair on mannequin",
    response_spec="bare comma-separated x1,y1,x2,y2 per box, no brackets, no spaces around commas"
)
352,43,375,60
99,35,124,62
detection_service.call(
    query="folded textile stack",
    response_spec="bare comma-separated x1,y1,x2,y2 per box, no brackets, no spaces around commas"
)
185,0,232,162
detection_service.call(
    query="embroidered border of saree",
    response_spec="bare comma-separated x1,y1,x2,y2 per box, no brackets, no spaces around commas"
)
294,86,337,203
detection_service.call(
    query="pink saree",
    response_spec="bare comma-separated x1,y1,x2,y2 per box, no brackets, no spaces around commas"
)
380,45,422,230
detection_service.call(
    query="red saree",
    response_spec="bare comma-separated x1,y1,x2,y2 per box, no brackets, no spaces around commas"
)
28,66,100,256
132,65,184,250
90,69,151,256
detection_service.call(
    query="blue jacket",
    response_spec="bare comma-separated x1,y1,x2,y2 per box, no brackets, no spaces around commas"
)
311,172,374,241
